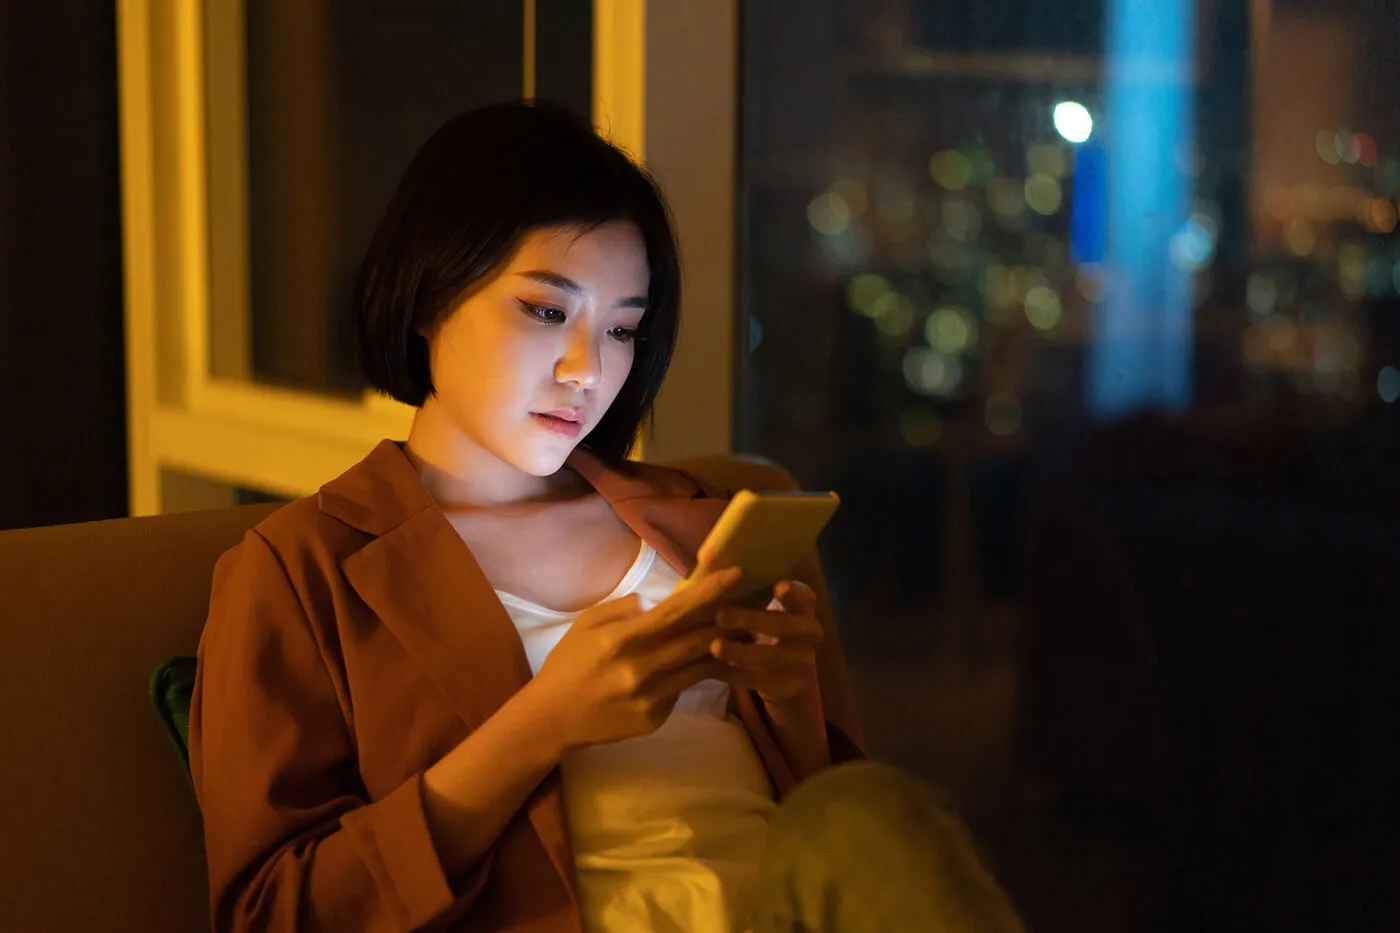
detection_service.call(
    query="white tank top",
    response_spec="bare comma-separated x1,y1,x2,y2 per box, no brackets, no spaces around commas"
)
495,541,776,932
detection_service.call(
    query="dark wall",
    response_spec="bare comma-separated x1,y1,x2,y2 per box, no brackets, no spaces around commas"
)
0,1,127,529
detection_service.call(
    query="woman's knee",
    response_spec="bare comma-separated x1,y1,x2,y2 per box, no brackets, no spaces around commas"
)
773,761,963,838
756,762,1026,932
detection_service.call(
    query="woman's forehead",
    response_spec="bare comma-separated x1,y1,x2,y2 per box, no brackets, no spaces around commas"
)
505,223,649,288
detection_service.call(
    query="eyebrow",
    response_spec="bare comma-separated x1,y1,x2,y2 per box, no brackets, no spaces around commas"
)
516,270,649,310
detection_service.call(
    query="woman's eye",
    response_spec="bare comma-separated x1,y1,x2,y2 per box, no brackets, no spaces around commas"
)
521,301,565,324
609,326,640,344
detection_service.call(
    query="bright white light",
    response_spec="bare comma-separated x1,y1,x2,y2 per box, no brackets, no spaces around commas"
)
1053,101,1094,144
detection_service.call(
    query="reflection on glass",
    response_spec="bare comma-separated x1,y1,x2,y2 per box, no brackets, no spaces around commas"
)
206,0,591,396
739,1,1400,928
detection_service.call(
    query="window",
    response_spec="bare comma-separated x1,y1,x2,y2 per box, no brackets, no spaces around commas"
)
739,0,1400,926
118,0,607,512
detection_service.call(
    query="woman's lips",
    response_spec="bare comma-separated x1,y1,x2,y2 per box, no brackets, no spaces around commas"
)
531,412,582,438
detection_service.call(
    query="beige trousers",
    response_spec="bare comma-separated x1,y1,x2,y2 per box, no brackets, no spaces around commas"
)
748,762,1027,933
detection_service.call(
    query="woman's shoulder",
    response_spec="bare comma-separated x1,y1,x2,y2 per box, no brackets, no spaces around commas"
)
639,454,802,501
571,446,735,502
249,495,369,558
231,438,429,570
212,495,371,595
633,457,733,498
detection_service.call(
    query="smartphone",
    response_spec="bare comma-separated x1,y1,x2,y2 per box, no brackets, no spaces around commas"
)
687,489,841,607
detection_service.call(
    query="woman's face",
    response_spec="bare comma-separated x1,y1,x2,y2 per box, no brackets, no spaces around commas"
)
421,221,650,477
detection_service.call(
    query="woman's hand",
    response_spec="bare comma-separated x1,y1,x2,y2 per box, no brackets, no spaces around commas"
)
709,579,824,705
525,566,742,753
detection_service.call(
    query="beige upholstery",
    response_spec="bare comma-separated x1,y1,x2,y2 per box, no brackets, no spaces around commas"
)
0,454,820,932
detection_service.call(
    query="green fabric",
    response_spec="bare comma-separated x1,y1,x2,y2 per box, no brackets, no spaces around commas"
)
149,655,198,791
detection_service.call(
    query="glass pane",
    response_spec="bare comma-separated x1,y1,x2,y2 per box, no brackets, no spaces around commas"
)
206,0,592,396
159,468,289,513
739,0,1400,927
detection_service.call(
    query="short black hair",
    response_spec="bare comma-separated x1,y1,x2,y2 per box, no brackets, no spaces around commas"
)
354,100,681,462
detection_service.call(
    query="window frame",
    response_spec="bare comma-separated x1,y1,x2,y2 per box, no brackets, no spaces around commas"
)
117,0,736,513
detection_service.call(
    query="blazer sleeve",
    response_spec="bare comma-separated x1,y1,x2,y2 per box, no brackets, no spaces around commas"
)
189,530,490,933
791,545,867,764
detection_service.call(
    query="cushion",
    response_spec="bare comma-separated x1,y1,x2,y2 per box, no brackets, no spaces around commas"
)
149,655,198,791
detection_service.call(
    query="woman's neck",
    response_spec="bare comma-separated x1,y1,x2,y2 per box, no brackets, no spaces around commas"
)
404,402,587,510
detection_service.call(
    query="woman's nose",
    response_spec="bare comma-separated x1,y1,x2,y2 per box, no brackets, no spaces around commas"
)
554,332,602,388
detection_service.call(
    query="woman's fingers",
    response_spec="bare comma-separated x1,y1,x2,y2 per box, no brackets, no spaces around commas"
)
711,637,814,672
772,579,817,614
640,566,742,636
643,624,727,674
715,605,824,643
711,585,822,705
710,657,808,702
650,656,734,700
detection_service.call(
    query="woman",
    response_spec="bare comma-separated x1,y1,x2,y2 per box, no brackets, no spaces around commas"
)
190,100,1023,933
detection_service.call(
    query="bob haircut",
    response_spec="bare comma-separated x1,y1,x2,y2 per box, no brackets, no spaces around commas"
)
354,100,681,463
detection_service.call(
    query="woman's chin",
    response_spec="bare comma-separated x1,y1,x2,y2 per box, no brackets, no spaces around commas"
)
507,442,576,478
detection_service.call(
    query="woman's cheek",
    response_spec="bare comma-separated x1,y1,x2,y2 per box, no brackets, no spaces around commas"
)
605,342,636,385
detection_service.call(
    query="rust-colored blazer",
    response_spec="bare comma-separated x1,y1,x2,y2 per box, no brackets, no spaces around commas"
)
190,440,864,933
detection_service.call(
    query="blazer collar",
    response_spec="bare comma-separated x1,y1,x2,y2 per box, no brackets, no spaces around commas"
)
318,439,731,576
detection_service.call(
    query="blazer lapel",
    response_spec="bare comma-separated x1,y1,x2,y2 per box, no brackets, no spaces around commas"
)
341,507,531,730
564,448,729,578
324,441,579,900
